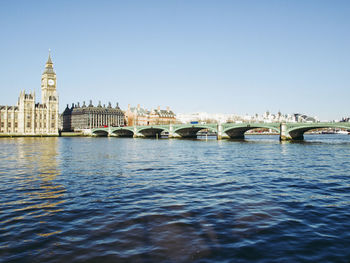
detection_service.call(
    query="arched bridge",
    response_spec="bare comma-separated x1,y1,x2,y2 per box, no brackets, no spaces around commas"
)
221,123,280,139
92,124,218,138
91,122,350,140
280,122,350,140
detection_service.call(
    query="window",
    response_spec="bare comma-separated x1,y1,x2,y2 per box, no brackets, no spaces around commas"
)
1,122,4,128
27,122,31,128
51,123,55,128
15,122,18,128
8,123,11,128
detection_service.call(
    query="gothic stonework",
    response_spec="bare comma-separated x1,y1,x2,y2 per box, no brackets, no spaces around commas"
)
0,53,59,136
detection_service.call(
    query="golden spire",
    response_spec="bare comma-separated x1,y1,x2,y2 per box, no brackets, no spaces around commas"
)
43,49,55,74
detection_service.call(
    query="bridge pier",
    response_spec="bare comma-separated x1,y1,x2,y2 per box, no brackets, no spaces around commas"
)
280,123,306,141
133,126,138,138
280,123,292,141
217,124,222,140
169,124,174,138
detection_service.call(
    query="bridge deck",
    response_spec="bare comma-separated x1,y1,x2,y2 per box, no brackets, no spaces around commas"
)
90,122,350,140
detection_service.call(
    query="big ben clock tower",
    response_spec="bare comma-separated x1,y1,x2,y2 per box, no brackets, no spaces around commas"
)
41,51,57,103
41,51,59,134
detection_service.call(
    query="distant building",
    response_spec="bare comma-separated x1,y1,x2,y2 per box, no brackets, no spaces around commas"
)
62,101,124,131
176,111,319,124
125,104,176,126
0,53,59,135
176,112,237,124
291,113,317,123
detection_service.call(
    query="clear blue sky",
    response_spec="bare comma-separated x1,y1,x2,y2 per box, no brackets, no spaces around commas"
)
0,0,349,120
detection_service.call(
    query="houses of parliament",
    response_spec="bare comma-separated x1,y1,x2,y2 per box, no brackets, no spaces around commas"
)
0,54,59,135
0,53,175,136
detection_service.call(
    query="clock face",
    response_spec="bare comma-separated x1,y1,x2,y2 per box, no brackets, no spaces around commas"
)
48,79,55,86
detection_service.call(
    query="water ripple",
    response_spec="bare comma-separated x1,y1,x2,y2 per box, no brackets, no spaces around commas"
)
1,136,350,262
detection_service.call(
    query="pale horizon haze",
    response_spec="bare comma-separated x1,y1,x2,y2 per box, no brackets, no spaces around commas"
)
0,0,349,120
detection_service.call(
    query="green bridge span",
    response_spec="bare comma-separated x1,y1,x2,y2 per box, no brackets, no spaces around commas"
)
91,122,350,141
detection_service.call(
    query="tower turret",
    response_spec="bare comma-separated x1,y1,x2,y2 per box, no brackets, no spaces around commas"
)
41,51,57,103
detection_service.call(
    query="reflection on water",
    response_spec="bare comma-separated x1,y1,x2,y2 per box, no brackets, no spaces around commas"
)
0,138,64,242
1,135,350,262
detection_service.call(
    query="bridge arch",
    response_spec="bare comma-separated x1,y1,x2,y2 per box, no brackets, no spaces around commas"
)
286,123,350,140
223,124,280,139
92,129,109,137
173,125,217,138
137,127,168,138
111,128,134,137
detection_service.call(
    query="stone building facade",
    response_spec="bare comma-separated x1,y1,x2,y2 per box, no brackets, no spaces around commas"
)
0,54,59,135
62,101,125,131
125,104,176,126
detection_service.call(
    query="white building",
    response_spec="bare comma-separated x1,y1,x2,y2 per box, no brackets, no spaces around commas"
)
176,112,238,124
176,111,318,124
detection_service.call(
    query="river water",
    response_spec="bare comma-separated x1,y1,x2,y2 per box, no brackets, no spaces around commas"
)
1,135,350,262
